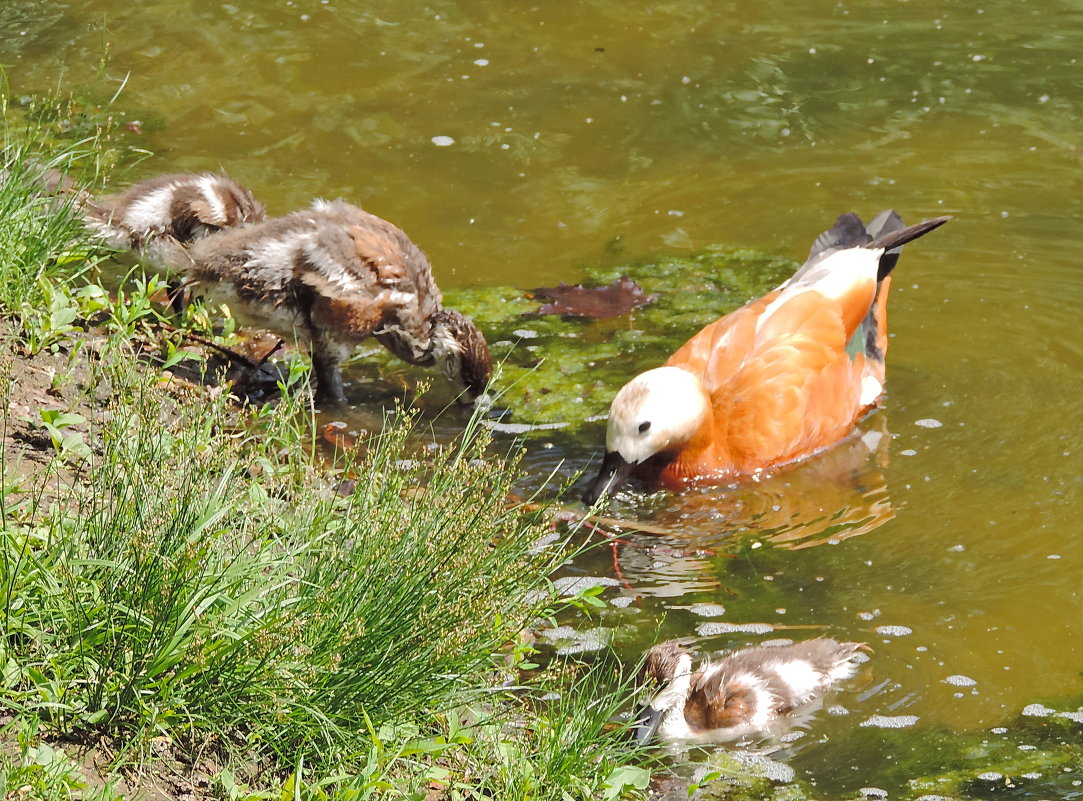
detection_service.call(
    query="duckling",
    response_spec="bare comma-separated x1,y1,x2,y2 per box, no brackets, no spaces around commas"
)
183,199,493,406
583,210,950,503
633,638,867,745
79,172,266,270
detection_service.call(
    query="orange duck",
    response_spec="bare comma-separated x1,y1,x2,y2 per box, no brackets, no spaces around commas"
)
583,210,949,504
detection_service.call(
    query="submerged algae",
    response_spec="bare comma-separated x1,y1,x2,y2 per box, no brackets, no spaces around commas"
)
441,246,795,427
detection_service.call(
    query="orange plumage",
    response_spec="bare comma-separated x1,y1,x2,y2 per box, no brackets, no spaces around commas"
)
583,211,949,503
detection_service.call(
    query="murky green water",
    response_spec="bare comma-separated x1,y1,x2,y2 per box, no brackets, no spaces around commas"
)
5,0,1083,795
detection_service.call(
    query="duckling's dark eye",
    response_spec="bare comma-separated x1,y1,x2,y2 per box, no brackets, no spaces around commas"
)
638,421,651,434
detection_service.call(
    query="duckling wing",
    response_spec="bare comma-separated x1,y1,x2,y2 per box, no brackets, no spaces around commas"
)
290,221,418,341
684,666,742,733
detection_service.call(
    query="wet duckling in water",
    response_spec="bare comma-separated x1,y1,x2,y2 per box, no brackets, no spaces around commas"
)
183,199,493,406
633,638,867,745
79,173,266,270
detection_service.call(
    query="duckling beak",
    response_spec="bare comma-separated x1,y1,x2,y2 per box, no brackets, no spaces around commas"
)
582,451,635,505
631,702,664,745
458,390,493,410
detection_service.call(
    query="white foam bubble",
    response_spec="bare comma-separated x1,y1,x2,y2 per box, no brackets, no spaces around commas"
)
732,752,795,784
1022,703,1056,717
550,576,620,596
696,622,775,636
688,603,727,618
860,714,919,729
541,625,612,655
944,674,977,687
915,418,943,428
483,420,569,434
759,638,796,648
875,625,913,637
431,135,455,146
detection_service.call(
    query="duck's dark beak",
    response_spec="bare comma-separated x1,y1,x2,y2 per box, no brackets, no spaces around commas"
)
582,451,635,505
631,702,664,745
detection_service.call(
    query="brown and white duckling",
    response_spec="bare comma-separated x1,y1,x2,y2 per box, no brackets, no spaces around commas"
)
183,199,493,406
79,173,266,269
633,638,867,745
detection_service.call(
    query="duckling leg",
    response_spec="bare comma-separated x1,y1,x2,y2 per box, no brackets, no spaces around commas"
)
310,335,351,406
312,352,346,405
167,280,189,316
307,296,385,406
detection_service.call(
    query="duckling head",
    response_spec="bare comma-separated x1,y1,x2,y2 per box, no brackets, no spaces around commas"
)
429,309,494,406
583,366,710,504
633,640,694,744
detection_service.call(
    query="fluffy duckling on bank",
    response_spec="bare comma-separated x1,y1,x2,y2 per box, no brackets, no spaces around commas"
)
183,199,493,406
633,638,867,745
584,210,950,503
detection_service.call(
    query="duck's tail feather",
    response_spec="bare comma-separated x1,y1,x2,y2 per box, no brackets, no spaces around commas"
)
866,215,951,280
806,212,872,262
865,210,905,279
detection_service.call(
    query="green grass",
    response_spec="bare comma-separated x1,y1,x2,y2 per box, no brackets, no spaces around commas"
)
1,364,557,748
0,108,656,799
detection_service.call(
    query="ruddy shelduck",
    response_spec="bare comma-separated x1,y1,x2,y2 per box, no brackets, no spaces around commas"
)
583,210,950,503
633,638,867,744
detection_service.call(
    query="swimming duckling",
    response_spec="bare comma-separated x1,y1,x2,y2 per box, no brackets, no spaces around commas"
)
80,172,266,269
633,638,867,745
583,211,950,503
183,199,492,406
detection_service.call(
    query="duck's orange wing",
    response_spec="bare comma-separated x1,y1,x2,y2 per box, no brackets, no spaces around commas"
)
666,291,780,380
712,285,875,472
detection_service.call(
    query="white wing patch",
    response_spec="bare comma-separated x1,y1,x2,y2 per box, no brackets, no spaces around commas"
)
860,375,883,407
796,247,882,301
124,184,177,231
756,247,883,336
198,175,228,224
771,660,824,702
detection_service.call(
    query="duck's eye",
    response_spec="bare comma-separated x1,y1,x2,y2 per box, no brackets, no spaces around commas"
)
638,421,651,434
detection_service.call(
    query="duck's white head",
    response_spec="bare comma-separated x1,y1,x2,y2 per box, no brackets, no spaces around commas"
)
583,366,710,504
